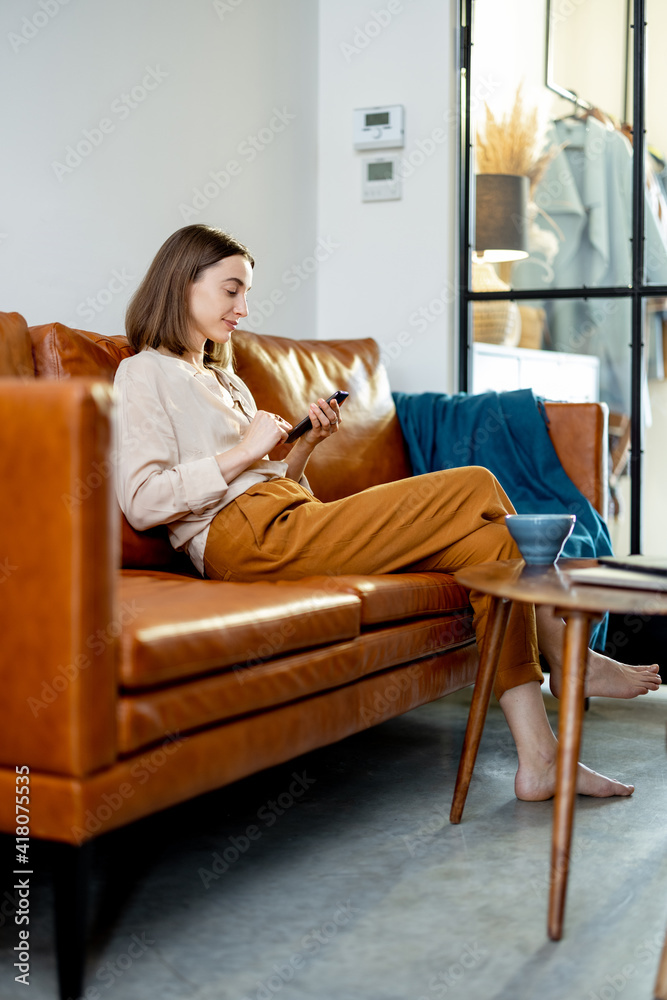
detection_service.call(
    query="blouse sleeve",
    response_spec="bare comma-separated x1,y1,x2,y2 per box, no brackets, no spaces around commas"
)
113,366,228,531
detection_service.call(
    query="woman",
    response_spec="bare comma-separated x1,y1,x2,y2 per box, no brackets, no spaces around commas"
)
115,224,660,803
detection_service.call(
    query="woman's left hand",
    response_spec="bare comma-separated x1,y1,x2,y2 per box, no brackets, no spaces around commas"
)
269,398,342,461
301,397,342,446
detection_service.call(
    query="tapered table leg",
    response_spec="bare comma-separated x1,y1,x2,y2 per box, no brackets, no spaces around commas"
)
547,611,591,941
654,930,667,999
450,596,511,824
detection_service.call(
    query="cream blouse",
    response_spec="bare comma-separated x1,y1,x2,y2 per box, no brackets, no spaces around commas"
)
113,347,307,575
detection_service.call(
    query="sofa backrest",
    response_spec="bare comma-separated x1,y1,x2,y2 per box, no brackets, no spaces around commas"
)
0,312,35,378
232,329,412,502
25,322,179,570
17,318,411,567
29,321,133,378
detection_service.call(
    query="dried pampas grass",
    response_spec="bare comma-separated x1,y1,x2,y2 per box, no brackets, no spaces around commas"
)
476,83,556,196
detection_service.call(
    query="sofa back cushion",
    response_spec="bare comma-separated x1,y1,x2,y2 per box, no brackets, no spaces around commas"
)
120,517,184,570
0,312,35,378
29,322,133,379
28,322,175,568
233,330,412,501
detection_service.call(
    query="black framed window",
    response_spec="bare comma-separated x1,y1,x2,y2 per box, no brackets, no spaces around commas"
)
458,0,667,555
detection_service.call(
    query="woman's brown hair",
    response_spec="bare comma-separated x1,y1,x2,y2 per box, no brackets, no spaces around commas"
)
125,224,254,368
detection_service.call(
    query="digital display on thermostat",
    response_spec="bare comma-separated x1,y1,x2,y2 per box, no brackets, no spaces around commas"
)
365,111,390,127
368,161,394,181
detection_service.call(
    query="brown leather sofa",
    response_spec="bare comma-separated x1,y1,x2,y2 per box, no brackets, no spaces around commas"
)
0,310,608,998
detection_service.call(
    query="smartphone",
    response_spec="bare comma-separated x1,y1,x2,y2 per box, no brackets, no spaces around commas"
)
284,390,350,444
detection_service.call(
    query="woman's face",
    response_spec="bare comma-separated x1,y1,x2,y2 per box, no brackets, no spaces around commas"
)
187,254,252,349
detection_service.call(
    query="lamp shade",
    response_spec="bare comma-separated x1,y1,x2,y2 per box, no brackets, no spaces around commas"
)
474,173,529,262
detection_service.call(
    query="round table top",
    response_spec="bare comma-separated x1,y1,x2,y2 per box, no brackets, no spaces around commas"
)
453,559,667,616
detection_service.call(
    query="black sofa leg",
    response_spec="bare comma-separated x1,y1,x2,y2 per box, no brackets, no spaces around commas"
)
53,841,93,1000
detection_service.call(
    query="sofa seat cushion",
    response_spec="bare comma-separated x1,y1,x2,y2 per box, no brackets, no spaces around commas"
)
117,612,476,753
301,572,472,625
118,571,362,688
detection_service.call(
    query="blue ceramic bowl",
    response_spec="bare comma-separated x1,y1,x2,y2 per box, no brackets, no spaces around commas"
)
505,514,576,566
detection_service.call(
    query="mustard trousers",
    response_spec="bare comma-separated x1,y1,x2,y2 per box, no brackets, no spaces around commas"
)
204,467,542,699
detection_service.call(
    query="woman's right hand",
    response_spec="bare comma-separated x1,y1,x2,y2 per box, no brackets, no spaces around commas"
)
215,410,292,483
240,410,292,461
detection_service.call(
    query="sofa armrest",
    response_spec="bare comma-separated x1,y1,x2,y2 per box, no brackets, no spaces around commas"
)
0,379,118,776
543,401,609,517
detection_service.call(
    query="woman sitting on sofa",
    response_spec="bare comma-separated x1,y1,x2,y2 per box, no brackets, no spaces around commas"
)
114,224,660,803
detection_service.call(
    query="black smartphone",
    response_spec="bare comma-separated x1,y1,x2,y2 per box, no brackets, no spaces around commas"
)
284,390,350,444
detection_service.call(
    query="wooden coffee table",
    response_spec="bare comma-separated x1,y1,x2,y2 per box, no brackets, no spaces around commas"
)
449,558,667,940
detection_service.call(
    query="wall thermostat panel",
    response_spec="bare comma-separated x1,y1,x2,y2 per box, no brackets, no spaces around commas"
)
354,105,404,150
362,155,401,201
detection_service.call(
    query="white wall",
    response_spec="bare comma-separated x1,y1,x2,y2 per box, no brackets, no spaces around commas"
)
0,0,319,339
0,0,459,392
316,0,459,393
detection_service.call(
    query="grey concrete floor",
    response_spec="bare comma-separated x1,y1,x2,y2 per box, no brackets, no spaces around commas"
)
1,683,666,1000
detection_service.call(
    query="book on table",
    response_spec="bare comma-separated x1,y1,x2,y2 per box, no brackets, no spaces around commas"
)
598,555,667,577
565,555,667,591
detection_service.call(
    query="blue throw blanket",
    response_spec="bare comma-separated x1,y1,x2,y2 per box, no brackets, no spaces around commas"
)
392,388,613,649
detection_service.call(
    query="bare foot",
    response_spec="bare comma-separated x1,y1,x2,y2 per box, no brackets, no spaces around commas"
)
515,756,634,801
550,651,661,700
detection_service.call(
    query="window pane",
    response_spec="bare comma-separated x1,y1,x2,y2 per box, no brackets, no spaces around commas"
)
549,0,630,121
471,295,628,408
470,0,633,291
640,297,667,557
471,296,631,532
643,2,667,286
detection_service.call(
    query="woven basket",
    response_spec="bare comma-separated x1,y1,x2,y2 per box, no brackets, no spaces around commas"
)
518,306,545,350
472,261,521,346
